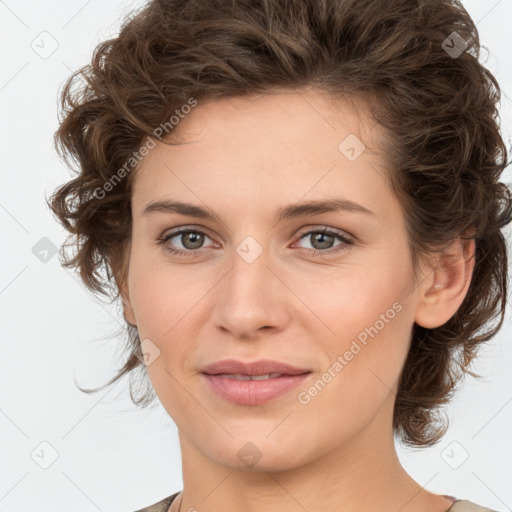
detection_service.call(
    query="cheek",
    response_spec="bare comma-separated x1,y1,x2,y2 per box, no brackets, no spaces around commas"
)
294,298,412,449
293,251,411,347
128,262,202,415
127,247,204,338
293,254,413,405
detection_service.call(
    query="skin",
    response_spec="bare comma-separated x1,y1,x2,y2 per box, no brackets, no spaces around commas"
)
119,89,475,512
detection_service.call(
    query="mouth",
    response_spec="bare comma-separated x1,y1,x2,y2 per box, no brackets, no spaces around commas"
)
200,358,311,377
201,371,312,405
208,371,309,380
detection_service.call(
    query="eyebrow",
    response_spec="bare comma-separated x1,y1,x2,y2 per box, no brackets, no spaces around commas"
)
141,198,375,222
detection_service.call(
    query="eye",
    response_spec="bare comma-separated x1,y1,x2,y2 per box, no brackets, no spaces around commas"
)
158,228,216,257
157,226,354,258
294,228,353,256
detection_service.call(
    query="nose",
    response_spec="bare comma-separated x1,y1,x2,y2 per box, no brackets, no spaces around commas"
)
210,244,294,340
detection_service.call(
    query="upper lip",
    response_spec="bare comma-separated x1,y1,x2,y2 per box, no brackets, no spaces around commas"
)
201,359,311,376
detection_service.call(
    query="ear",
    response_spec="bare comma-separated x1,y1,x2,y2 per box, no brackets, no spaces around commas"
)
414,237,476,329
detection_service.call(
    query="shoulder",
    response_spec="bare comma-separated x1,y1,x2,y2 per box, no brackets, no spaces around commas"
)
133,491,180,512
449,499,499,512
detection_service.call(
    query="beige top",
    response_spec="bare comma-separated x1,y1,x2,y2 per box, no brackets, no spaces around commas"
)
134,492,498,512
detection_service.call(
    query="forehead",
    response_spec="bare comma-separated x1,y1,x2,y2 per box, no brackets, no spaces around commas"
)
130,89,394,218
158,89,379,154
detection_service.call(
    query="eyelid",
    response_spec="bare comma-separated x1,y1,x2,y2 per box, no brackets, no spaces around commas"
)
294,225,355,241
160,225,353,244
159,224,355,256
160,226,218,248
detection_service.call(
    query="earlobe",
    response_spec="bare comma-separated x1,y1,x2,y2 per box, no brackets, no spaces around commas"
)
414,237,476,329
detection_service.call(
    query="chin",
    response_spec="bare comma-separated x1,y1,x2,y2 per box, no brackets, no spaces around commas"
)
200,432,313,473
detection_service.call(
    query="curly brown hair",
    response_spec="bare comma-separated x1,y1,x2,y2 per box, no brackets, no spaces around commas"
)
47,0,512,447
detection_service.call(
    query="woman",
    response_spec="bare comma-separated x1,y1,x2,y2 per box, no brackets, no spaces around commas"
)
48,0,510,511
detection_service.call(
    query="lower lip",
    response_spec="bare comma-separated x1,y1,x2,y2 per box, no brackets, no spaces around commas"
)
202,373,311,405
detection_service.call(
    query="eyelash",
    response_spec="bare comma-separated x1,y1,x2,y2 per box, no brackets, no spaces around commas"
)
157,227,354,258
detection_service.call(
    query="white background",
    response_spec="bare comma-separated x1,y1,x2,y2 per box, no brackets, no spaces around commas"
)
0,1,511,511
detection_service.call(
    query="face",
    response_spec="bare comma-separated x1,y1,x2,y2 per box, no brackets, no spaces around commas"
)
122,89,427,472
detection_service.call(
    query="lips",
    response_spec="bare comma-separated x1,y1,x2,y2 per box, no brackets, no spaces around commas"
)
200,359,312,405
214,372,284,380
201,358,311,377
